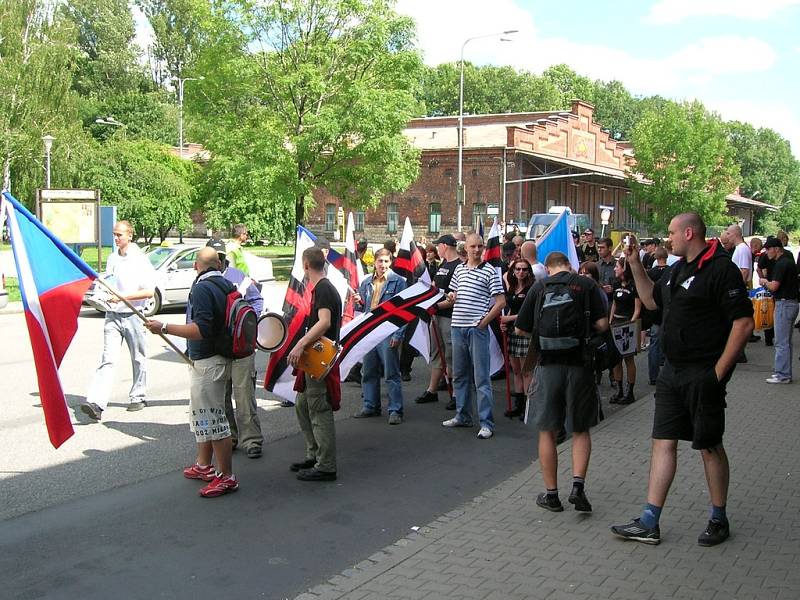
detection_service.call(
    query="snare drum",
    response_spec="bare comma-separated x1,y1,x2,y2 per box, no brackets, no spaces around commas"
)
256,312,288,352
300,336,340,380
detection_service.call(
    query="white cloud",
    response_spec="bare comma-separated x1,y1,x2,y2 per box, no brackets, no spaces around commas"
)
707,99,800,159
644,0,800,24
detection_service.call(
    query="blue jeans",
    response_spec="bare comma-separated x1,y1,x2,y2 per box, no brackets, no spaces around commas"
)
451,326,494,429
361,338,404,415
647,324,664,383
773,299,799,381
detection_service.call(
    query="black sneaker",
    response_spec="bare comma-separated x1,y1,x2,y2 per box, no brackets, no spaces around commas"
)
610,518,661,545
415,391,438,404
297,467,337,482
127,400,147,412
536,492,564,512
444,398,456,411
290,458,316,472
698,519,730,547
80,403,103,421
568,487,592,512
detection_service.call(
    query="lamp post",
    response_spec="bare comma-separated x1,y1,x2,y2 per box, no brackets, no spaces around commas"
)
95,117,126,138
457,30,517,231
42,134,54,189
177,76,204,159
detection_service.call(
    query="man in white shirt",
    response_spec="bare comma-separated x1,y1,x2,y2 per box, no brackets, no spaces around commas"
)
82,221,156,420
727,223,759,347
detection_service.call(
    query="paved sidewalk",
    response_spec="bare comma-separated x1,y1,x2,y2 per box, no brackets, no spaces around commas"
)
297,341,800,600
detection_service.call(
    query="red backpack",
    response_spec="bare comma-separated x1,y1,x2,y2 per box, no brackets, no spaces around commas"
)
207,278,258,358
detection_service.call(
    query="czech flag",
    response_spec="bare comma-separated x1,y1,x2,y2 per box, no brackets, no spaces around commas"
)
1,192,97,448
535,208,580,271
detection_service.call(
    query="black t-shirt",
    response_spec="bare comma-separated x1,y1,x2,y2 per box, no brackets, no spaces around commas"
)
642,252,655,269
771,252,799,300
654,244,753,367
187,272,230,360
581,242,599,262
505,284,533,327
612,281,638,321
433,258,461,318
516,271,607,365
757,252,773,278
307,278,342,341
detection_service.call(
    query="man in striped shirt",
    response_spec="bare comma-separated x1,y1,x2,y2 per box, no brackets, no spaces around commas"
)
442,233,506,439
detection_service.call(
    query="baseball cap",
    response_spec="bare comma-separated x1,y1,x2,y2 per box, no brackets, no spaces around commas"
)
584,228,594,234
433,234,457,247
206,238,226,256
764,236,783,249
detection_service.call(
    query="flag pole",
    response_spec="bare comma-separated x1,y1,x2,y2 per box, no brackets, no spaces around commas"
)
94,278,193,366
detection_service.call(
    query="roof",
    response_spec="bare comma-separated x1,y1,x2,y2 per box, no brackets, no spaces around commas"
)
725,192,778,211
514,149,628,180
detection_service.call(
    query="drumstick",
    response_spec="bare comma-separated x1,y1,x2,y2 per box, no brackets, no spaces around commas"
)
95,278,194,366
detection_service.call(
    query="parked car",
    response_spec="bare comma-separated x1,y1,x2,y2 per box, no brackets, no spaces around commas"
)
84,244,276,317
0,272,8,310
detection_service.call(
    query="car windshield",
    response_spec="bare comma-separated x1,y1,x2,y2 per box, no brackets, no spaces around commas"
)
147,247,177,270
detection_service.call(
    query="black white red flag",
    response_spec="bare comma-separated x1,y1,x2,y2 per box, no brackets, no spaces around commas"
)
336,277,443,380
264,225,316,404
392,216,424,283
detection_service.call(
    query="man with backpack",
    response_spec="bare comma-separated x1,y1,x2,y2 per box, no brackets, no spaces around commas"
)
145,247,252,498
207,239,265,458
515,251,609,513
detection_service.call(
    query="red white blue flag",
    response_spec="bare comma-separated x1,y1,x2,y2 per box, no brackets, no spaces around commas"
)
1,191,97,448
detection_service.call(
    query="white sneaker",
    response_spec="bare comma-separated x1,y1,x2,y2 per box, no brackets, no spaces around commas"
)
766,376,792,384
477,427,493,439
442,417,472,428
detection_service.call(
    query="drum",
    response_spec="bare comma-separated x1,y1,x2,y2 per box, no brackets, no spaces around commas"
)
300,336,340,380
256,312,288,352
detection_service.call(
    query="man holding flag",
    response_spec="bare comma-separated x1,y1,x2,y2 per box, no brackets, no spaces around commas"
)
82,220,156,420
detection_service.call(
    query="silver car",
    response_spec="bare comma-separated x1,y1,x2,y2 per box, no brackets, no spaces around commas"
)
86,244,275,317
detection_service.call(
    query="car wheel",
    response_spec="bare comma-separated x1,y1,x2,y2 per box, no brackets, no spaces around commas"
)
142,290,162,317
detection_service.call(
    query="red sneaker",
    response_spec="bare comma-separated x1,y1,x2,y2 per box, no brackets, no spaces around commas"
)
183,463,215,481
199,473,239,497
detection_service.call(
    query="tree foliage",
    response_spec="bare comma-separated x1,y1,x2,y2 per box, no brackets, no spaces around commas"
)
627,101,741,229
193,0,423,234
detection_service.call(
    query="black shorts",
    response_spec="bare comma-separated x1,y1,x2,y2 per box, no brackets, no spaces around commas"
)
653,362,730,450
529,363,599,433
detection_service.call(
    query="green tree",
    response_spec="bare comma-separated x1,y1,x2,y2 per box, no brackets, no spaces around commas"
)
0,0,81,202
627,100,741,229
75,139,196,242
81,90,178,144
592,80,637,140
194,0,423,231
541,64,596,109
62,0,149,96
725,120,800,230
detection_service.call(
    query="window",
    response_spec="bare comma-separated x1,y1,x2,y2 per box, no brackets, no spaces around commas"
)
354,210,365,232
429,203,441,233
387,202,399,233
325,204,336,232
472,202,486,232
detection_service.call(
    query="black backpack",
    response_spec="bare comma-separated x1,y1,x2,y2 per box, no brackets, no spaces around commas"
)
535,273,585,352
206,277,258,359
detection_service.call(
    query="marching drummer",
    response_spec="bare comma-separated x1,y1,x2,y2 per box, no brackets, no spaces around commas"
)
286,247,342,482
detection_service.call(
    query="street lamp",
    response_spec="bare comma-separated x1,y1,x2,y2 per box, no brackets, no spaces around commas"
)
457,30,517,231
42,135,55,189
177,76,204,159
95,117,126,138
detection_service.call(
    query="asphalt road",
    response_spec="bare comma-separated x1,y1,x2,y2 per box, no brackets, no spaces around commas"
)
1,305,641,599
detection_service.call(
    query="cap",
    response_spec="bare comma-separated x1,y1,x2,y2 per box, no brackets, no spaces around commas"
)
584,228,594,234
433,234,457,247
315,236,331,250
206,238,226,256
764,236,783,249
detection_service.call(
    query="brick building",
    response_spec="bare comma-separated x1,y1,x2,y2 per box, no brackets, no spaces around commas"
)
306,100,646,241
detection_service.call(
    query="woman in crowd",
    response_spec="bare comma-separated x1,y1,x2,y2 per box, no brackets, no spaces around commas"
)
425,243,440,280
609,257,641,404
500,258,535,419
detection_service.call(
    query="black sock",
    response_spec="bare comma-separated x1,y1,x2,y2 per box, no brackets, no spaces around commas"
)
546,488,559,498
572,476,585,492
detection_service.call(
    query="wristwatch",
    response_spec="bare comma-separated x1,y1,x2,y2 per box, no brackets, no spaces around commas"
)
161,322,168,335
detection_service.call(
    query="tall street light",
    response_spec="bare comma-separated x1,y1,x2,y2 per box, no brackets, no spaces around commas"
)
42,135,55,189
457,30,517,231
177,76,204,160
95,117,126,138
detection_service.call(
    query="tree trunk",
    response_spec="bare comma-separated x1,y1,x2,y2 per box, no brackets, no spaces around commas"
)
295,195,305,227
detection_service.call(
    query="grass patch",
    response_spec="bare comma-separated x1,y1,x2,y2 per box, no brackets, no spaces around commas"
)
5,276,20,302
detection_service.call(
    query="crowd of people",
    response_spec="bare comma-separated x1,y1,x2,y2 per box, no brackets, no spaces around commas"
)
79,213,800,549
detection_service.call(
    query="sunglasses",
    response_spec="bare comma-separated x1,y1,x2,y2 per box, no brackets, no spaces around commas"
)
513,267,528,272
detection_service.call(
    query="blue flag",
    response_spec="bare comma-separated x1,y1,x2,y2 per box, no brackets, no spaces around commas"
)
535,209,580,271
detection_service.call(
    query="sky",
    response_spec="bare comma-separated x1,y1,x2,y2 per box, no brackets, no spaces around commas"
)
134,0,800,156
394,0,800,156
